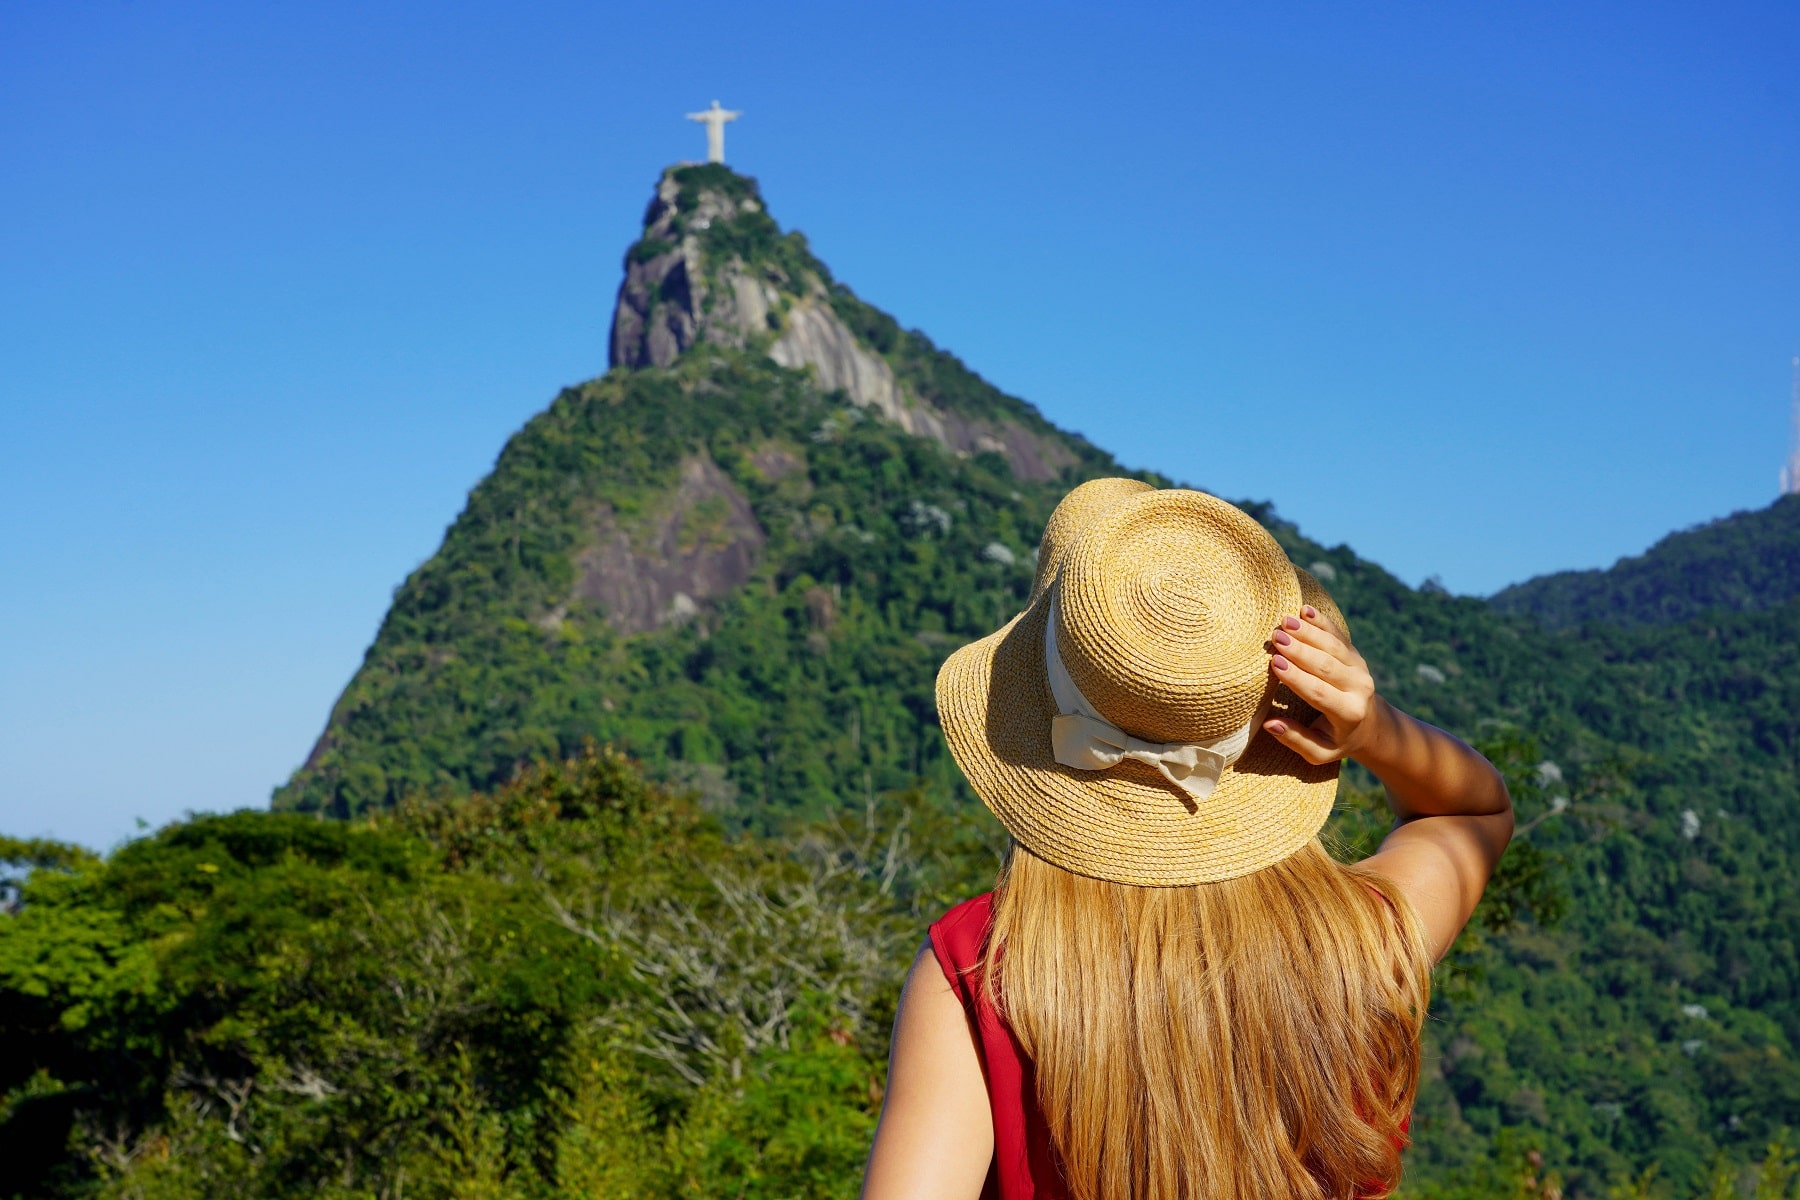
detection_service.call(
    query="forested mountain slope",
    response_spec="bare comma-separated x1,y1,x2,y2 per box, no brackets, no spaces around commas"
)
1491,493,1800,630
5,165,1800,1199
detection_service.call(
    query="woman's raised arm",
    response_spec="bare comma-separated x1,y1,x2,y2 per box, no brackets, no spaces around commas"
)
1262,606,1514,960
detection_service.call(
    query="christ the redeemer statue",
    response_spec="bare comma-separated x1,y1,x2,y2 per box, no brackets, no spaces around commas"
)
686,100,741,165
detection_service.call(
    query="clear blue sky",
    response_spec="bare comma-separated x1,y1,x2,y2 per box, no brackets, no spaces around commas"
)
4,1,1796,849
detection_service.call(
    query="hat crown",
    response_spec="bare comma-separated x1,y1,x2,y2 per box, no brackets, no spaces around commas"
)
1055,490,1301,745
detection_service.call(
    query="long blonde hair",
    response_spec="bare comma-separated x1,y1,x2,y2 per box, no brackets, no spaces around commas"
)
981,838,1430,1200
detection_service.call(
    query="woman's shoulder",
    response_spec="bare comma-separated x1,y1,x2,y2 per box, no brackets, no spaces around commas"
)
927,891,995,973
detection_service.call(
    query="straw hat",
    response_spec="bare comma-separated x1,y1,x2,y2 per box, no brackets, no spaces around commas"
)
936,479,1349,886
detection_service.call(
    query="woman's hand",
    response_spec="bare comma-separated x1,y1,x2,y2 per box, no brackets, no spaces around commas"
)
1262,604,1390,765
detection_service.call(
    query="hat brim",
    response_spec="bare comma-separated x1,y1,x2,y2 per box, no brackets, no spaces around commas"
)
936,587,1339,886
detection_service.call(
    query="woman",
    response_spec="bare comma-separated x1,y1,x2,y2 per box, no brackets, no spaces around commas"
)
861,479,1513,1200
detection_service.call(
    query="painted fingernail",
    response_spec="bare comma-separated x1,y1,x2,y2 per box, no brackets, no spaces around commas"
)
1273,629,1292,645
1301,605,1318,620
1266,720,1288,736
1272,655,1290,671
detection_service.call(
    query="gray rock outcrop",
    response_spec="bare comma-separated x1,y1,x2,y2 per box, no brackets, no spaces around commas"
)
572,453,766,634
769,300,916,432
608,168,1076,483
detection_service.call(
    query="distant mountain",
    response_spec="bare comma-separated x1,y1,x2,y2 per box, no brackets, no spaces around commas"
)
274,164,1119,823
1491,495,1800,630
261,163,1800,1190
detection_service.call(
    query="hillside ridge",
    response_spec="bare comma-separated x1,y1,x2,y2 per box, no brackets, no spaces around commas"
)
1492,493,1800,630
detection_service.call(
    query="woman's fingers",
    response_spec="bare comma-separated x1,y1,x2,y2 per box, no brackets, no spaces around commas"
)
1270,656,1353,727
1270,633,1350,687
1263,715,1341,764
1281,608,1364,670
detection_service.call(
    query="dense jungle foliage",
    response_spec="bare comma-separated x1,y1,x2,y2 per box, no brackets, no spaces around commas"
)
4,736,1798,1199
7,166,1800,1196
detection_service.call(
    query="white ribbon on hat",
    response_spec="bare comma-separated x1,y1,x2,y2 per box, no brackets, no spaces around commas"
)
1045,593,1257,805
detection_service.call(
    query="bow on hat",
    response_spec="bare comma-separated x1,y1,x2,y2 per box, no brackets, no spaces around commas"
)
1045,594,1257,806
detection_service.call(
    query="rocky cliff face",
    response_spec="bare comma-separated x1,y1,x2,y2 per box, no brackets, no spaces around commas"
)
609,171,780,369
608,165,1075,482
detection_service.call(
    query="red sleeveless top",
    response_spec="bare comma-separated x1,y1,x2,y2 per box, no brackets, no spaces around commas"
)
929,892,1066,1200
927,892,1407,1200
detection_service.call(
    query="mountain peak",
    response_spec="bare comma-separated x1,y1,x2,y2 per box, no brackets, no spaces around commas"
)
608,165,1082,482
608,164,785,370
